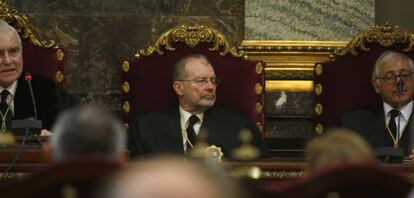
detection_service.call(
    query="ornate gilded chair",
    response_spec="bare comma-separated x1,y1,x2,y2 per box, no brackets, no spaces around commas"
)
0,1,66,85
121,23,266,136
314,23,414,133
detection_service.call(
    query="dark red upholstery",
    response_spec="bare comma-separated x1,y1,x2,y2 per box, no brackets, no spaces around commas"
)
121,24,265,135
267,164,413,198
314,24,414,131
21,38,66,85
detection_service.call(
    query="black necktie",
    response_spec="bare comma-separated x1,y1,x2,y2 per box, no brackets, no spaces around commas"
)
0,90,13,132
186,115,199,150
386,109,399,147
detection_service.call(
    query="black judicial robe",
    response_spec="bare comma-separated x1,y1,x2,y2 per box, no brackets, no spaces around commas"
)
128,105,270,159
13,73,73,131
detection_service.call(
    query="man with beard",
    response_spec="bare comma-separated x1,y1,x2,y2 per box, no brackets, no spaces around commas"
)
128,54,268,159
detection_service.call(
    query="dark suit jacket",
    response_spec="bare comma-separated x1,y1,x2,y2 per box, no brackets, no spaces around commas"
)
128,106,269,159
336,103,413,155
12,73,73,131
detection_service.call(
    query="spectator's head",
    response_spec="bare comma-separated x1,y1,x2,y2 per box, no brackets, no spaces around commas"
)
0,19,23,88
372,51,414,108
104,156,242,198
172,54,219,114
306,128,375,172
48,105,126,162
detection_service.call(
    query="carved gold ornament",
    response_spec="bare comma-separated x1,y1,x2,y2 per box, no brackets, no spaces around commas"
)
255,102,263,114
55,71,64,83
256,122,263,133
122,60,130,72
122,101,130,113
335,23,414,56
122,81,130,93
135,22,243,58
255,62,263,74
315,63,323,76
315,83,322,95
315,103,323,115
315,123,324,135
56,49,64,61
255,83,263,95
0,1,57,48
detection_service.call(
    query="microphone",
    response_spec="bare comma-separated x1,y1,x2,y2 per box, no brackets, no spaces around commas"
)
24,73,37,119
397,80,404,97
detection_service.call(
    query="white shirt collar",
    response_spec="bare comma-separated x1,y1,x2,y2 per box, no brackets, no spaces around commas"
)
383,100,413,122
179,106,204,129
0,80,18,97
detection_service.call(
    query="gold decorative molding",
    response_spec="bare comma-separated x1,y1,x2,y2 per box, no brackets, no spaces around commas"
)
335,23,414,56
56,49,64,61
255,102,263,114
315,83,322,95
315,103,323,115
240,40,347,53
266,80,313,92
122,60,130,72
135,22,243,58
55,71,64,83
255,83,263,95
260,170,304,179
255,62,263,74
315,123,324,135
256,122,263,133
0,1,57,48
122,81,130,93
122,101,130,113
315,63,323,76
266,69,313,80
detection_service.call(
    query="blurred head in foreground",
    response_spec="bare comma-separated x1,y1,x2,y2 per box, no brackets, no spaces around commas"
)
306,128,376,172
47,105,126,163
104,156,242,198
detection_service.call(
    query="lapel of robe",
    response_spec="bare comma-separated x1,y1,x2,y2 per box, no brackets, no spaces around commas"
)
167,107,186,154
399,106,413,154
13,76,34,120
199,107,218,143
373,104,386,147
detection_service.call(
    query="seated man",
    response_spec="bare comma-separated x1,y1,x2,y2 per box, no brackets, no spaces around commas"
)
336,51,414,156
45,105,127,163
128,54,269,159
0,19,73,134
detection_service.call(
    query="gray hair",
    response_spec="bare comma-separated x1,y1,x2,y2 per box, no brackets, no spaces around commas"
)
172,54,212,81
372,51,414,80
0,19,22,49
51,105,126,161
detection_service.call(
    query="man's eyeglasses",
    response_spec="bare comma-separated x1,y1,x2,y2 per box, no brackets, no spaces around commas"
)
376,71,414,84
179,77,221,86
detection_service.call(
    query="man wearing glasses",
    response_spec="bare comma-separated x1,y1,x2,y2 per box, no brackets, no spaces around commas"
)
337,51,414,156
127,54,268,159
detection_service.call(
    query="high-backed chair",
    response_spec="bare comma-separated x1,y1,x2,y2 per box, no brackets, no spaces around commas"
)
313,23,414,134
121,23,266,136
267,164,413,198
0,1,66,85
